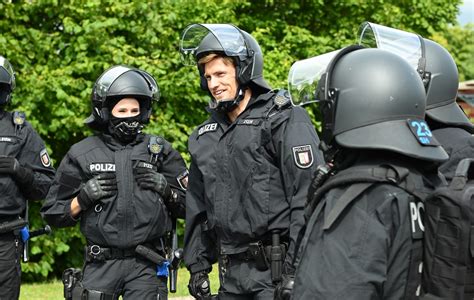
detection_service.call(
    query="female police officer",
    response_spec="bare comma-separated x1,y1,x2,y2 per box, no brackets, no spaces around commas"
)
41,65,188,300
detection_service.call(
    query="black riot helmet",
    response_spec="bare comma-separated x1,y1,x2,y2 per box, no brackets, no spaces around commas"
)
180,24,271,112
85,65,159,129
301,46,448,162
0,56,16,106
423,39,473,133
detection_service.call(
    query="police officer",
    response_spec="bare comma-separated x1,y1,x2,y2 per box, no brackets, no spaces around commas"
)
422,38,474,180
290,47,448,299
0,56,55,299
179,24,323,299
41,65,188,300
358,22,474,181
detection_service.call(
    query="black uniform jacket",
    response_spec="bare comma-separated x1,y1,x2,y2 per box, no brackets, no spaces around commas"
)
184,91,324,273
293,156,441,300
0,111,55,216
433,127,474,181
41,133,187,248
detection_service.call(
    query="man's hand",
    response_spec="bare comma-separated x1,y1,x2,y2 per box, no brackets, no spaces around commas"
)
135,168,172,200
188,270,211,299
274,274,295,300
0,155,34,185
77,173,117,211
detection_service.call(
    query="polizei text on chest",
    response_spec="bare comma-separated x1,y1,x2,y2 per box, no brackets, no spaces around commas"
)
89,163,116,172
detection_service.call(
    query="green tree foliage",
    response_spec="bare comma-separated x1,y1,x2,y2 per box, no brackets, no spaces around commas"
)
431,23,474,81
0,0,467,281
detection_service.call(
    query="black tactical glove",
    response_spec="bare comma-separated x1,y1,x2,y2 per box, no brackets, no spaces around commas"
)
0,155,34,186
274,274,295,300
135,168,172,200
77,173,117,211
188,270,211,299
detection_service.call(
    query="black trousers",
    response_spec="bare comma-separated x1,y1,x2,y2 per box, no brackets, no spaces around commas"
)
82,257,168,300
0,233,22,300
217,255,275,300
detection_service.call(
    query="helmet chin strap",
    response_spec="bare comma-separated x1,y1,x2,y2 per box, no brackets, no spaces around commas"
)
208,86,245,114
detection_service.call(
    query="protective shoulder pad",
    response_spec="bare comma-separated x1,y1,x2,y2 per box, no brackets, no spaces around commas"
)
273,89,291,109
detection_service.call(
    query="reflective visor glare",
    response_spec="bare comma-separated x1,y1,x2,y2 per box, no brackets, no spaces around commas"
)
288,50,340,106
206,24,247,57
180,24,247,65
358,22,422,70
95,66,131,100
180,25,210,66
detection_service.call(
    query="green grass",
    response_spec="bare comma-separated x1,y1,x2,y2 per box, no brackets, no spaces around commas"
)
21,266,220,299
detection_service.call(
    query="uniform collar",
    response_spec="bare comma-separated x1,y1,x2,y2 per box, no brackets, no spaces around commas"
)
207,90,275,124
100,132,145,150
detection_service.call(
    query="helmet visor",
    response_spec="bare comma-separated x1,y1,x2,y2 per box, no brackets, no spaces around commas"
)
180,24,248,66
138,70,160,102
95,65,132,102
358,22,423,71
0,56,15,89
96,66,159,103
288,49,340,106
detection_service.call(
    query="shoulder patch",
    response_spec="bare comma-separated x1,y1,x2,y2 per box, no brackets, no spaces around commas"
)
292,145,314,169
198,123,218,136
40,149,51,167
177,169,189,190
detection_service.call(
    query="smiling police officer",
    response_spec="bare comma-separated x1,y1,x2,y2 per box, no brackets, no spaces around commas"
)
180,24,323,299
41,65,188,300
0,55,55,300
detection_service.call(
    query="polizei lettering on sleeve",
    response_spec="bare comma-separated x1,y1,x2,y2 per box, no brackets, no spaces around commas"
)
89,163,116,172
198,123,218,136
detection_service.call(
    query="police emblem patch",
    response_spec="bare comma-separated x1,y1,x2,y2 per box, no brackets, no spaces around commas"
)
14,116,24,125
150,143,163,155
177,170,189,190
40,149,51,167
292,145,314,169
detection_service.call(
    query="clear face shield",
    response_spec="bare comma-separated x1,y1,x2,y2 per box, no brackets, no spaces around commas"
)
179,23,249,66
0,56,16,90
358,22,429,83
288,49,340,106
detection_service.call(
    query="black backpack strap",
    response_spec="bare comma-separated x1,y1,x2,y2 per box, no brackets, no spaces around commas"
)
306,164,411,219
323,182,375,230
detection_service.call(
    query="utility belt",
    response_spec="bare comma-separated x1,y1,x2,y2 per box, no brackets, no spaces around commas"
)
227,243,287,263
0,216,27,236
221,233,288,282
85,244,165,263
